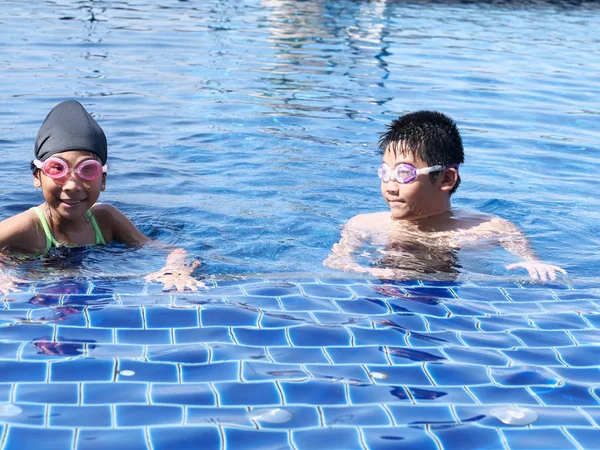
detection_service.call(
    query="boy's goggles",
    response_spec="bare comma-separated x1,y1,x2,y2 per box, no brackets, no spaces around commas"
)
377,162,457,184
33,157,107,181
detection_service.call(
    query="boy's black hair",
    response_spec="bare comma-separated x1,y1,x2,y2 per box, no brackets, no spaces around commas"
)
378,110,464,194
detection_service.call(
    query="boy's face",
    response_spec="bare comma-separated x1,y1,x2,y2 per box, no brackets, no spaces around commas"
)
380,146,451,221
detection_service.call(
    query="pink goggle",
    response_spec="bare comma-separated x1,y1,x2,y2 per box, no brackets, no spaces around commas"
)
33,157,107,181
378,162,458,184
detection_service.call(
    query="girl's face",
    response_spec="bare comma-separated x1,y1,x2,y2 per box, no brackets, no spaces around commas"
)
33,151,105,220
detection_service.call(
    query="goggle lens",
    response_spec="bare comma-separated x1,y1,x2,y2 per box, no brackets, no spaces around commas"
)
41,158,105,181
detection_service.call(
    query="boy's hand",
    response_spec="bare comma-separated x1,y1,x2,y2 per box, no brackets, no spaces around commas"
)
506,261,567,282
144,260,207,292
0,273,28,295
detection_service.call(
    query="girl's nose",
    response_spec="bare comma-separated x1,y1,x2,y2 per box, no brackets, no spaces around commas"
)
61,173,83,190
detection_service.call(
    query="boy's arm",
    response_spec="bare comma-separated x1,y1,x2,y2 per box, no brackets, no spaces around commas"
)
324,216,397,278
492,218,567,281
94,204,205,291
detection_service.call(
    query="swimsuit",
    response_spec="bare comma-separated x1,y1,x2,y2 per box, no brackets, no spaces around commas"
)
31,206,106,252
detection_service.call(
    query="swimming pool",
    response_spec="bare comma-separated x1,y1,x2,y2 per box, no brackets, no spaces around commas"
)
1,0,599,448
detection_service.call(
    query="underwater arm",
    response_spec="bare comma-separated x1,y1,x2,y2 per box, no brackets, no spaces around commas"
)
495,218,567,281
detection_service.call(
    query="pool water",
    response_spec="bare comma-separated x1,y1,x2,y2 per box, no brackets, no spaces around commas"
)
1,0,599,449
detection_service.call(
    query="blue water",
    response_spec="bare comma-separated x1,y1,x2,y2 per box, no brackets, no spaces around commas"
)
1,0,600,449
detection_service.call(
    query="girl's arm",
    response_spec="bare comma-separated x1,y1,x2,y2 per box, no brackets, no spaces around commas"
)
93,203,205,291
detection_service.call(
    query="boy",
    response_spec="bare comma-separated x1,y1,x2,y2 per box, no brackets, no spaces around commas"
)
0,100,204,294
324,110,566,281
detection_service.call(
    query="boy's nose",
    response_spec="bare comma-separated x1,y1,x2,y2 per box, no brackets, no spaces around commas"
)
385,180,400,194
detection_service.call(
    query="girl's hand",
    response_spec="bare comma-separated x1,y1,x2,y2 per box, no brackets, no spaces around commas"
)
0,272,28,295
506,261,567,281
144,260,206,292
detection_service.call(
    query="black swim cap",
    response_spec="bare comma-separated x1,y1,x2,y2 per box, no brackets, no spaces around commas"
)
32,100,107,172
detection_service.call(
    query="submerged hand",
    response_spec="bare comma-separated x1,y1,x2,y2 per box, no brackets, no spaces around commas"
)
506,261,567,282
144,260,206,292
0,273,28,295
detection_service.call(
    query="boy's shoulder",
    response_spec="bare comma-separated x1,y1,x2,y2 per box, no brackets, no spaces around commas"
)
346,212,392,229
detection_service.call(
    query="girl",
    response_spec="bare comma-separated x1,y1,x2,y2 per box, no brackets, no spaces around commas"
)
0,100,204,294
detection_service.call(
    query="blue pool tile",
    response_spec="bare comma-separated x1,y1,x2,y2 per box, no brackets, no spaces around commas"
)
35,279,91,295
553,367,600,384
30,306,87,326
83,382,148,404
268,347,330,364
260,311,312,328
409,386,477,404
186,406,253,426
491,366,559,386
431,424,503,450
244,282,301,297
116,405,183,426
300,283,354,299
233,327,289,347
150,383,216,405
384,347,445,363
510,329,574,347
456,405,590,428
58,326,114,344
216,381,282,406
119,294,171,306
226,295,282,311
117,360,178,382
387,404,455,426
582,407,600,426
0,404,45,426
211,343,269,362
282,380,347,405
22,340,86,359
407,330,463,347
0,342,22,359
452,287,508,302
405,287,455,299
288,324,351,346
62,294,116,307
182,362,239,382
146,344,209,364
280,295,338,312
460,331,523,349
444,347,509,366
50,405,112,427
312,311,371,326
531,383,599,406
571,330,600,345
0,384,11,402
504,288,556,302
426,363,491,386
201,306,260,327
326,346,389,365
78,429,148,450
348,327,407,346
224,428,290,450
502,347,563,366
388,298,449,317
502,428,576,449
365,364,432,386
305,364,370,384
476,315,533,332
362,426,439,450
242,361,307,382
5,293,60,309
557,289,600,301
558,345,600,366
426,316,479,332
492,301,544,315
0,323,54,342
0,361,47,382
351,284,407,299
376,314,428,332
16,382,79,404
335,298,390,315
144,306,199,328
90,280,146,295
88,305,143,328
248,406,320,429
4,427,73,450
542,299,597,314
349,384,411,404
150,426,221,450
293,428,360,450
567,428,600,450
51,358,115,382
469,386,541,405
531,313,589,330
116,329,171,345
174,326,233,344
86,343,144,358
322,405,391,426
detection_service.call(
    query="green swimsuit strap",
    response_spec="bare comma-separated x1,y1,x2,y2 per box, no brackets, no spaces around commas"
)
86,209,106,245
31,206,59,251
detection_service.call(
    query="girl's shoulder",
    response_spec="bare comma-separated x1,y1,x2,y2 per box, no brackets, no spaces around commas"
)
0,206,47,252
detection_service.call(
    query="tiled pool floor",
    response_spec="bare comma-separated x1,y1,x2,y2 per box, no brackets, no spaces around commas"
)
1,278,599,449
